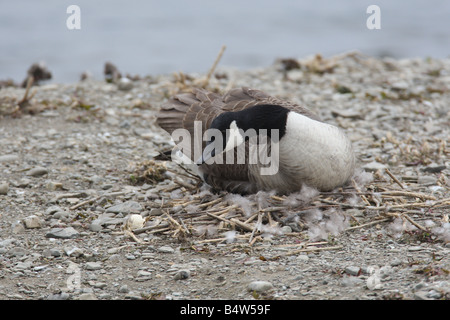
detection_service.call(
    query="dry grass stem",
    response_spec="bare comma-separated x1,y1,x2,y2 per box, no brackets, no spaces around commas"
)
385,168,405,189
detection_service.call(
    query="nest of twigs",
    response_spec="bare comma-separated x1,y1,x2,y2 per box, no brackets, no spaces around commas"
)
121,160,449,256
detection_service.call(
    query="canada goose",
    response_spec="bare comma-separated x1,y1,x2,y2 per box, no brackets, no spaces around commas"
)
157,87,355,195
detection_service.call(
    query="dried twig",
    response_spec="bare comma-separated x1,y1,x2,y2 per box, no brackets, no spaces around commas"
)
401,213,427,231
381,191,436,201
69,191,125,210
202,45,226,87
352,179,371,205
18,76,36,107
345,218,391,231
249,213,263,244
385,168,405,189
273,245,343,258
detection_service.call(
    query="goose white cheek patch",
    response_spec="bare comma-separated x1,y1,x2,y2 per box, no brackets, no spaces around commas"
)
224,121,244,152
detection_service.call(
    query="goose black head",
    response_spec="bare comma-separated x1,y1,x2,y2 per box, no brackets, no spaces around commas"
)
199,104,289,164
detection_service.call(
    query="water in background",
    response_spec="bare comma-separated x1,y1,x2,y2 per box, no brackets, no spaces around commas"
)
1,0,449,83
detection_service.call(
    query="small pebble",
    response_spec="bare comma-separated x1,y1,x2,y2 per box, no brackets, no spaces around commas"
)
0,154,19,162
345,266,361,276
46,227,79,239
64,247,83,257
117,77,133,91
27,166,48,177
247,281,273,293
46,181,63,191
296,254,309,263
47,292,70,300
89,223,103,232
136,270,152,278
158,246,175,254
362,161,387,172
11,221,25,234
174,270,190,280
418,175,438,185
118,285,130,293
106,201,142,214
17,178,32,188
85,262,102,271
0,182,9,195
77,293,98,300
23,215,43,229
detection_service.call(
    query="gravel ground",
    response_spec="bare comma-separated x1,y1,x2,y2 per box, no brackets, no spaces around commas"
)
0,53,449,300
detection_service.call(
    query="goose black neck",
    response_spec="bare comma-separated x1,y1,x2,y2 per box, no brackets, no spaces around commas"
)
233,104,289,139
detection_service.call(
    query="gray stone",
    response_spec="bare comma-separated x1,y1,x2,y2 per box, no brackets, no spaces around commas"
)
52,210,69,220
408,246,423,252
77,293,98,300
345,266,361,276
33,265,48,272
46,181,63,191
27,166,48,177
89,222,103,232
17,178,32,188
0,238,16,247
427,289,442,299
14,261,32,271
174,270,190,280
106,201,142,214
49,248,62,257
296,254,309,263
149,208,163,216
11,221,25,234
247,281,274,293
418,175,438,185
341,276,363,287
390,259,402,267
46,206,63,215
0,182,9,195
117,77,133,91
10,247,27,257
124,292,143,300
90,213,125,227
85,262,102,271
64,247,83,257
379,265,394,278
158,245,175,254
137,270,152,277
362,161,387,172
0,154,19,162
46,227,79,239
118,285,130,293
414,291,432,300
92,282,107,289
47,292,70,300
23,215,43,229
